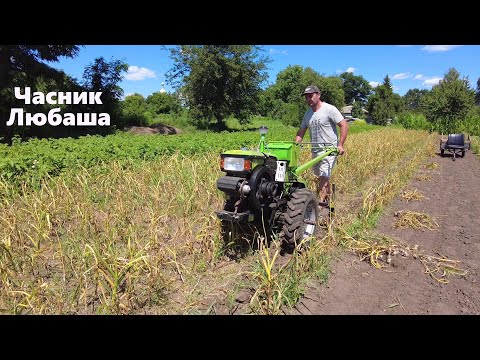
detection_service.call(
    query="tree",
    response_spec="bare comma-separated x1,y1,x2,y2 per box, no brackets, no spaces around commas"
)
367,75,403,125
274,65,304,103
298,66,344,108
476,77,480,106
352,101,364,118
121,93,148,126
266,65,345,126
316,75,345,110
82,57,128,130
340,72,372,105
0,45,80,141
423,68,475,133
257,85,278,117
165,45,270,130
0,45,80,90
403,88,429,113
146,91,181,115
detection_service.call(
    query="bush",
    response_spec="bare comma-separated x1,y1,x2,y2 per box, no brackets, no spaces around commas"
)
460,107,480,136
271,102,303,127
395,112,431,131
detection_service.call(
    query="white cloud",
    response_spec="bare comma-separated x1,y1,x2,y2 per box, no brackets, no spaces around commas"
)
126,66,156,81
269,48,288,55
336,67,356,74
413,74,442,87
392,72,412,80
369,81,380,88
422,77,442,86
422,45,462,52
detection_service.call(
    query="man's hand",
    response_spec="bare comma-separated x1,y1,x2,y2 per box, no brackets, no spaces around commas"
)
295,128,307,144
337,145,345,155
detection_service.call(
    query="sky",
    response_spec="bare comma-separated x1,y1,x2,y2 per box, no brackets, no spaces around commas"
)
46,45,480,99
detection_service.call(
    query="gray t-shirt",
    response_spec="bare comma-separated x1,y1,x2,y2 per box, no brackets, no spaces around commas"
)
300,102,344,151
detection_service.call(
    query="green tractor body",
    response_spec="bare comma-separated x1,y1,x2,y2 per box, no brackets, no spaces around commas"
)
216,126,338,248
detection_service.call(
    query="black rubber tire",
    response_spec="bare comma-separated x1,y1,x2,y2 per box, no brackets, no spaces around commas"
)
461,150,465,158
441,149,445,156
281,189,319,247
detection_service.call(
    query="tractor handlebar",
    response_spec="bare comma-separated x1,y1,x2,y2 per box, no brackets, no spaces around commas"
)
298,142,339,154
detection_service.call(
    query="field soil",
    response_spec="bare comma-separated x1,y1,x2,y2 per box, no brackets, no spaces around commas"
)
127,124,182,135
286,148,480,315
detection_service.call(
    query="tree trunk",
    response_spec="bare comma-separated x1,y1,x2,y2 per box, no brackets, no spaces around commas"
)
213,115,227,131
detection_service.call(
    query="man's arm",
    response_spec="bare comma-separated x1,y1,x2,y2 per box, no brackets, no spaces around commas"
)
295,128,307,143
337,119,348,155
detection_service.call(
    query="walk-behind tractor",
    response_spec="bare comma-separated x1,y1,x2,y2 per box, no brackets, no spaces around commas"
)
216,126,338,250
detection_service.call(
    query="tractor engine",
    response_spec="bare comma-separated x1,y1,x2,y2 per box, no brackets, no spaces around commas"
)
216,154,282,218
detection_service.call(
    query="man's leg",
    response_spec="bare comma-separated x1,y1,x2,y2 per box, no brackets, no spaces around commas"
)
316,176,331,203
313,155,336,203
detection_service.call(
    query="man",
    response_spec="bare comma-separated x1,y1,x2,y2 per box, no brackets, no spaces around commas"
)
295,85,348,205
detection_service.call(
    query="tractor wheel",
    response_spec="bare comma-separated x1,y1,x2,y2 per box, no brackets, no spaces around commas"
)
461,150,465,158
281,189,319,248
441,149,445,156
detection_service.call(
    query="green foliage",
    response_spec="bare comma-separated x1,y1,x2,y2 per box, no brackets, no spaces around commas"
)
146,91,181,115
395,69,479,135
0,45,81,141
423,68,475,134
367,75,403,125
395,112,431,131
262,65,345,126
82,57,129,130
121,93,148,126
476,78,480,106
403,88,429,113
351,101,364,118
1,51,130,142
257,86,277,117
340,72,372,105
294,66,345,109
260,65,306,125
462,106,480,136
151,110,197,132
0,45,80,90
317,76,345,109
165,45,270,130
276,102,303,127
434,106,480,136
370,100,390,125
274,65,304,103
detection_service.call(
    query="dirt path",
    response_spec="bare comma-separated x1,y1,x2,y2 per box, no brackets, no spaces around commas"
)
288,149,480,315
